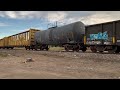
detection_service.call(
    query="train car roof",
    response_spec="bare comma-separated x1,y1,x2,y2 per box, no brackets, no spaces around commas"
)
9,29,40,37
85,19,120,27
47,21,84,30
0,29,40,39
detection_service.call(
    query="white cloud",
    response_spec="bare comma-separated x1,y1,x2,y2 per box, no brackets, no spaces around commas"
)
57,11,120,25
0,11,42,19
47,12,67,22
0,11,120,26
80,11,120,25
5,11,18,18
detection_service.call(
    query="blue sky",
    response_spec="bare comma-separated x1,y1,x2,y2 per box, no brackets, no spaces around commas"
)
0,11,120,39
0,17,48,38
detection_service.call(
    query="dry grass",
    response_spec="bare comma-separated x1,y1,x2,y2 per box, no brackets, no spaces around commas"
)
49,47,64,51
0,52,8,57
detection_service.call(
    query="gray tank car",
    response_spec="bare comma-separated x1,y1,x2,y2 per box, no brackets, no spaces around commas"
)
34,21,87,52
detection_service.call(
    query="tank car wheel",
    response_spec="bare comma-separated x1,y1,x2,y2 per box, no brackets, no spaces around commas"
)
75,45,80,52
45,45,49,51
75,47,79,52
65,47,69,52
72,48,75,52
90,46,97,53
76,49,79,52
40,47,44,50
65,46,69,52
82,47,87,52
75,48,80,52
99,51,103,53
64,44,69,52
46,48,49,51
40,45,44,51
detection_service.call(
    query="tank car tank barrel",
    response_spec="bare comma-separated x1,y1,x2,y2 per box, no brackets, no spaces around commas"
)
34,21,86,52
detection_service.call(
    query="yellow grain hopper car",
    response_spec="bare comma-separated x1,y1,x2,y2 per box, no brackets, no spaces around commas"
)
0,39,4,49
0,29,40,50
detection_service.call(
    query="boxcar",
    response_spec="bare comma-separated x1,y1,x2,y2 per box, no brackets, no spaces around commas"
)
85,20,120,53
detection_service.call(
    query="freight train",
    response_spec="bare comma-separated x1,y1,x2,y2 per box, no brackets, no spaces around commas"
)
0,21,87,52
0,20,120,53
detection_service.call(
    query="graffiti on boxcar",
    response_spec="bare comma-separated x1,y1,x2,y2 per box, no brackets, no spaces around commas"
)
90,31,108,41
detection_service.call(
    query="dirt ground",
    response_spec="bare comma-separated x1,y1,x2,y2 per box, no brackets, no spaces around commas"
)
0,48,120,79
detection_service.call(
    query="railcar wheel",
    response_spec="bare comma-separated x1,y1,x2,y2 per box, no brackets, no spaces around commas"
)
34,47,38,50
75,45,80,52
64,44,69,52
108,47,117,54
25,47,28,50
76,49,79,52
65,47,69,51
40,48,42,50
46,48,49,51
96,46,105,53
99,51,103,53
82,47,87,52
108,50,115,54
34,47,37,50
34,45,38,51
90,46,97,53
40,47,44,50
115,46,120,53
11,47,14,49
115,50,119,53
45,45,49,51
72,48,75,52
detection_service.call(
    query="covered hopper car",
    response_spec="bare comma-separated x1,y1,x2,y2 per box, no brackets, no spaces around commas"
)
34,21,87,52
